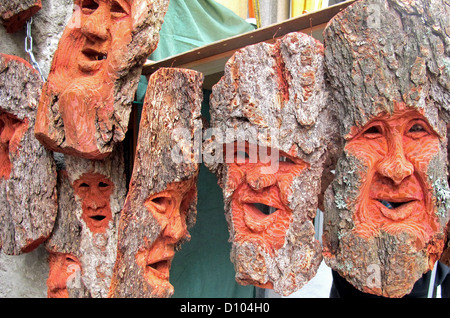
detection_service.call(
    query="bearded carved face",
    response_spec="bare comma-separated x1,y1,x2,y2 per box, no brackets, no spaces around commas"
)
0,112,27,180
135,179,197,298
223,142,310,289
347,103,441,244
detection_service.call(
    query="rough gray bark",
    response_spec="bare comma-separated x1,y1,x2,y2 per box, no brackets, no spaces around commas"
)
45,146,127,298
323,0,450,297
109,68,203,298
0,54,57,255
0,0,42,33
204,31,339,296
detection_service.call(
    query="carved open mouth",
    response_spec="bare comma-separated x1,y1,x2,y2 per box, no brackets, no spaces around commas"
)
373,198,419,221
146,259,171,281
377,199,415,209
90,215,106,222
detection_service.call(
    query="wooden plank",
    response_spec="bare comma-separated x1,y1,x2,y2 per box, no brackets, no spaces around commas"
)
142,0,356,84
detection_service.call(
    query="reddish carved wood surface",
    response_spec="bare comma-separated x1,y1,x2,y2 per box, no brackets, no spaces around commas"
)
45,147,127,298
0,0,42,33
35,0,169,160
204,31,338,296
0,53,57,255
322,0,450,297
109,68,203,298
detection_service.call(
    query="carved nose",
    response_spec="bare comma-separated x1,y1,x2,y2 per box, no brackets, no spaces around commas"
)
377,138,414,185
246,164,277,191
162,209,186,243
81,9,109,41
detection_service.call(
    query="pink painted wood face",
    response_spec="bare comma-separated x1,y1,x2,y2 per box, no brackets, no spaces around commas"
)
72,173,114,233
47,252,81,298
0,112,27,180
346,103,441,247
135,179,197,297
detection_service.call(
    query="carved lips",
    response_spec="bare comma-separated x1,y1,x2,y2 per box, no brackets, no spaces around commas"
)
79,47,108,73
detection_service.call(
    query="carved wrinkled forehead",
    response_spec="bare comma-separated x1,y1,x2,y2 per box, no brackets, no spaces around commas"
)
324,0,450,137
209,31,333,161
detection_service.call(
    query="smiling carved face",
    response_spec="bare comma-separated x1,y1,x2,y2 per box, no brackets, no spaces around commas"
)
347,103,441,244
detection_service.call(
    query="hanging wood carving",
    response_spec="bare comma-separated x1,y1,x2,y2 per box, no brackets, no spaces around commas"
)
322,0,450,298
35,0,170,160
46,146,127,298
203,32,339,296
0,54,57,255
0,0,42,33
109,68,203,298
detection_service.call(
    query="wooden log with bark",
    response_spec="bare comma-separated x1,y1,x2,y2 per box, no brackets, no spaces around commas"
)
0,54,57,255
203,31,339,296
0,0,42,33
322,0,450,298
35,0,170,160
109,68,203,298
45,146,127,298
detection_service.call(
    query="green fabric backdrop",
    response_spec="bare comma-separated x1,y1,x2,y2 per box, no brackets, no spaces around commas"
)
136,0,256,298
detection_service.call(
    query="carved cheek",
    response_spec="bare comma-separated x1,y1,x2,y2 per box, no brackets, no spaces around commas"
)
403,136,440,175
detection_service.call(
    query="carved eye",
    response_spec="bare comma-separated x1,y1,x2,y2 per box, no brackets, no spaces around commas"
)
147,195,174,215
362,124,384,139
78,183,90,191
81,0,99,14
98,181,111,191
111,1,129,18
406,121,430,139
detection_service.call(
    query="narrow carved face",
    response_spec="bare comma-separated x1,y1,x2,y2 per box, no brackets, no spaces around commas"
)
224,142,309,287
0,112,27,179
73,173,114,233
47,253,81,298
135,179,197,297
347,103,441,245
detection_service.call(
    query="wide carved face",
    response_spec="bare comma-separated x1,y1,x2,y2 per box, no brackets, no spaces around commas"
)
72,172,114,233
135,179,197,297
347,103,441,246
224,141,309,288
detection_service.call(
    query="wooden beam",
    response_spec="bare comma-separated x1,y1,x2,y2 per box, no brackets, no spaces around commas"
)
142,0,356,88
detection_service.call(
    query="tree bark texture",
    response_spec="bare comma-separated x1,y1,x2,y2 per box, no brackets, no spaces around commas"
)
109,68,203,298
204,31,339,296
0,0,42,33
322,0,450,297
34,0,170,160
0,54,57,256
45,146,127,298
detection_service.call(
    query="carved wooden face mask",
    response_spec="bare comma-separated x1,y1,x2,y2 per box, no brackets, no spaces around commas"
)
322,0,450,298
35,0,169,159
205,32,335,296
347,104,441,240
109,68,203,298
0,112,27,180
0,54,57,256
73,172,114,233
47,253,82,298
135,179,197,297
